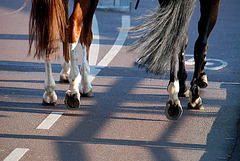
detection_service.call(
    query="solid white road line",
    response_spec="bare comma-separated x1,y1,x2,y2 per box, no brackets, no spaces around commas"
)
90,15,130,82
4,148,29,161
97,15,130,66
36,112,63,129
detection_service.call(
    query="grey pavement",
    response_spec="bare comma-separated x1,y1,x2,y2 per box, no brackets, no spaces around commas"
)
0,0,240,160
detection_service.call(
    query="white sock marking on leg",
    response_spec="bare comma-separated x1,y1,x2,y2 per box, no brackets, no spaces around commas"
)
68,43,81,94
60,60,71,81
43,58,57,103
80,45,92,93
167,81,179,101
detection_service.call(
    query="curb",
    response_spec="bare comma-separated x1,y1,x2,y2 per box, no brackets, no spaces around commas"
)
97,5,131,12
230,114,240,160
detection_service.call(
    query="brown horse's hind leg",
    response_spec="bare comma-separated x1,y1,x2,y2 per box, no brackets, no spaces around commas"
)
188,0,221,109
60,0,70,83
79,18,93,96
79,0,98,97
64,2,83,109
80,15,94,62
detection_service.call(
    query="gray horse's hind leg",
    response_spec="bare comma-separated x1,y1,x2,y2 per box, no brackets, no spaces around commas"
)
165,54,183,120
178,33,189,97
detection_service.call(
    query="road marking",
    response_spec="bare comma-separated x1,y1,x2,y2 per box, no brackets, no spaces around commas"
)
97,15,130,66
36,112,63,129
4,148,29,161
185,54,228,70
91,15,130,82
205,58,228,70
89,14,100,66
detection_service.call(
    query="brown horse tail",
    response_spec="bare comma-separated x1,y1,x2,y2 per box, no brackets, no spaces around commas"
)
129,0,197,75
29,0,67,60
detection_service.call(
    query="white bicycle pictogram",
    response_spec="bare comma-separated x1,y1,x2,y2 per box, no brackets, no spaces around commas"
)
185,54,228,71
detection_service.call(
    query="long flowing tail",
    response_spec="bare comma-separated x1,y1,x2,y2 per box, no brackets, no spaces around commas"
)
28,0,67,60
130,0,196,75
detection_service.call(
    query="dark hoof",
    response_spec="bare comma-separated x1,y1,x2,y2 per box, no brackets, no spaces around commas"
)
59,78,69,84
80,89,94,97
188,85,204,110
178,89,189,97
187,97,204,110
187,102,204,110
165,100,183,120
42,99,57,106
199,74,208,88
64,93,80,110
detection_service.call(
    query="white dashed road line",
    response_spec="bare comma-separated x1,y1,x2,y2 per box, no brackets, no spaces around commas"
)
36,112,63,129
3,148,29,161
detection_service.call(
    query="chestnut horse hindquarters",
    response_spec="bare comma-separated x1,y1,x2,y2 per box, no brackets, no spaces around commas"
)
28,0,99,108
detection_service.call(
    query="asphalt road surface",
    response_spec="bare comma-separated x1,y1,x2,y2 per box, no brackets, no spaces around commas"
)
0,0,240,160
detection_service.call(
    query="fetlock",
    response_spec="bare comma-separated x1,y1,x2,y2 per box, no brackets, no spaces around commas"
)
80,62,92,95
178,69,189,97
188,78,203,110
199,72,208,88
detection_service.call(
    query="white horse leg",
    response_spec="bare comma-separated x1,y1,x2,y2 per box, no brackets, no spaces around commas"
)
168,81,180,102
43,57,57,106
165,81,183,120
79,45,93,97
60,60,70,83
64,43,81,109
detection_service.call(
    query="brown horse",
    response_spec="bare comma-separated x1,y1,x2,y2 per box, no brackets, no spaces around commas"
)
29,0,99,109
132,0,221,119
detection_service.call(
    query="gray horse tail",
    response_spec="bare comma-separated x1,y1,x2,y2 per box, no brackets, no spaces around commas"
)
129,0,197,75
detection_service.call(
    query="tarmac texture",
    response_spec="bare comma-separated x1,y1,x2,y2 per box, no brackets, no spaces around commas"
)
0,0,240,161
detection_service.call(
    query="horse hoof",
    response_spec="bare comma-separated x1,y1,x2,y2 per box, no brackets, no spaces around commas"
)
59,76,69,83
42,99,57,106
178,89,189,97
64,93,80,110
199,74,208,88
80,89,94,97
187,97,204,110
165,100,183,120
187,103,204,110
